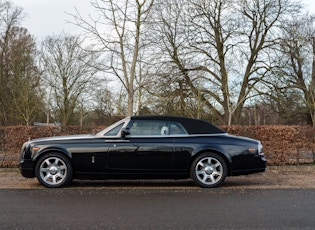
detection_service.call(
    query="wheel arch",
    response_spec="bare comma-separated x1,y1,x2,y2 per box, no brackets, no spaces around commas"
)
33,147,73,168
191,149,232,176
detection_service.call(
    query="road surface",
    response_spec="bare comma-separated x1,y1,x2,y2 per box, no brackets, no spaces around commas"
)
1,187,315,229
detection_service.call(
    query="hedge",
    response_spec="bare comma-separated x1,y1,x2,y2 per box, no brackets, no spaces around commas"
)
1,125,314,167
222,126,315,165
0,126,105,167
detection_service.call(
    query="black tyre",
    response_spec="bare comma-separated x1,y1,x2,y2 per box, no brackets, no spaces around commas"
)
35,152,73,188
190,153,227,188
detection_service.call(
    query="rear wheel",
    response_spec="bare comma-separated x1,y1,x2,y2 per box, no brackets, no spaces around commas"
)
35,153,73,188
190,153,227,188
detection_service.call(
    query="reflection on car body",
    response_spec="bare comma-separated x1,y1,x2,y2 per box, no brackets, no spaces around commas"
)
20,116,267,188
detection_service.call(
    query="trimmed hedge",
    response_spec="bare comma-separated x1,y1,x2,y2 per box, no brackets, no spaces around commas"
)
0,126,105,167
1,125,314,167
222,126,315,165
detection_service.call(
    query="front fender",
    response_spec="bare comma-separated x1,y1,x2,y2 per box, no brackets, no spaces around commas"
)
33,146,72,161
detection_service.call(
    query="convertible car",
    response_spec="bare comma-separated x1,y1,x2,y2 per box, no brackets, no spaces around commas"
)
20,116,266,188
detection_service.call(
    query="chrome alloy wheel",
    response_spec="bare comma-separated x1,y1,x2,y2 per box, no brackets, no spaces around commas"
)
195,156,224,186
39,157,68,186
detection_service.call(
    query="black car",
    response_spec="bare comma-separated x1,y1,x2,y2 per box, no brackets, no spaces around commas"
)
20,116,266,188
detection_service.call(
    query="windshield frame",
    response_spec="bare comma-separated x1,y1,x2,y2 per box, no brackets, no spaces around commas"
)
95,117,130,137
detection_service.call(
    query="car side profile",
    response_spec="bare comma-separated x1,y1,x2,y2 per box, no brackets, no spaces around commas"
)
20,116,267,188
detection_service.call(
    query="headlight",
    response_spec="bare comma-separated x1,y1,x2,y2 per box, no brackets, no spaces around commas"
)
20,143,31,159
20,143,40,160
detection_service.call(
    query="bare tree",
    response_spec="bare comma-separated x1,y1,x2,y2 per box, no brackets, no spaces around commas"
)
41,34,99,126
149,0,299,125
70,0,154,116
271,14,315,126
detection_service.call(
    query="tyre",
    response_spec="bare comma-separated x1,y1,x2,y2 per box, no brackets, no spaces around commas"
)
190,153,227,188
35,152,73,188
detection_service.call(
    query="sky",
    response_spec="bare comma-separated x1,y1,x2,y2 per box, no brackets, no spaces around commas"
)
11,0,315,40
13,0,93,39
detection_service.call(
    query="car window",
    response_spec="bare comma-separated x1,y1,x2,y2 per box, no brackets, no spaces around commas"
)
104,122,124,136
129,120,170,136
128,120,187,136
170,122,187,135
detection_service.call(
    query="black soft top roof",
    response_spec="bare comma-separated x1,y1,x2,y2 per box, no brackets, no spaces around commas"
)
130,116,226,134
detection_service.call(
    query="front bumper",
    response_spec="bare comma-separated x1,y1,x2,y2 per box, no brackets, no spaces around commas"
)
19,159,35,178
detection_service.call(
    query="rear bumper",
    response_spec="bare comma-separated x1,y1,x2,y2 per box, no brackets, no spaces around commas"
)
231,156,267,176
231,167,266,176
20,159,35,178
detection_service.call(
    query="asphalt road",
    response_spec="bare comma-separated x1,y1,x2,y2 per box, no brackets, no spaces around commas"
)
1,187,315,230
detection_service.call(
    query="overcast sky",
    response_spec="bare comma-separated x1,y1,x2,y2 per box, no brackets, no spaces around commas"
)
12,0,315,40
14,0,92,39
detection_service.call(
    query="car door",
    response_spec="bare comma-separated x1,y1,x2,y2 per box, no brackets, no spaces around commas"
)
77,121,126,172
73,138,112,172
106,119,174,172
169,122,193,171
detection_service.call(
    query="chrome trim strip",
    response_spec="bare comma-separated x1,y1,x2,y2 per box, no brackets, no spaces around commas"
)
104,140,131,143
122,133,228,138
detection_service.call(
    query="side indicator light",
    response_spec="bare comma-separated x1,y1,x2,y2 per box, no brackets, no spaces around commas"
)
248,148,256,153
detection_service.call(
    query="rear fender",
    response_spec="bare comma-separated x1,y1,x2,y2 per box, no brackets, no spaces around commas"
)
191,147,232,175
192,144,232,163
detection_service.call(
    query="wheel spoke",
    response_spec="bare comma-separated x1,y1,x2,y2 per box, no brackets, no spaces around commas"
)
57,172,65,179
201,175,209,183
207,157,213,164
213,168,222,175
196,162,205,168
44,159,51,166
52,175,57,184
209,175,216,183
59,165,67,171
54,158,61,166
44,173,52,182
40,167,50,173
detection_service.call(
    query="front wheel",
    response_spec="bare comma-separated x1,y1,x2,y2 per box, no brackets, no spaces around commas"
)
35,153,73,188
190,153,227,188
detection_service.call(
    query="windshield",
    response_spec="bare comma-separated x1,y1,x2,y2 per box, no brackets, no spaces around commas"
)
104,123,124,136
96,117,129,137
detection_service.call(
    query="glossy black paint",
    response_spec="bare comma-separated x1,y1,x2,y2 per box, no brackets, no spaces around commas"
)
20,116,266,185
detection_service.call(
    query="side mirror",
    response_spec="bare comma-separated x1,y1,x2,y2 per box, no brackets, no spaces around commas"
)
121,128,130,139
